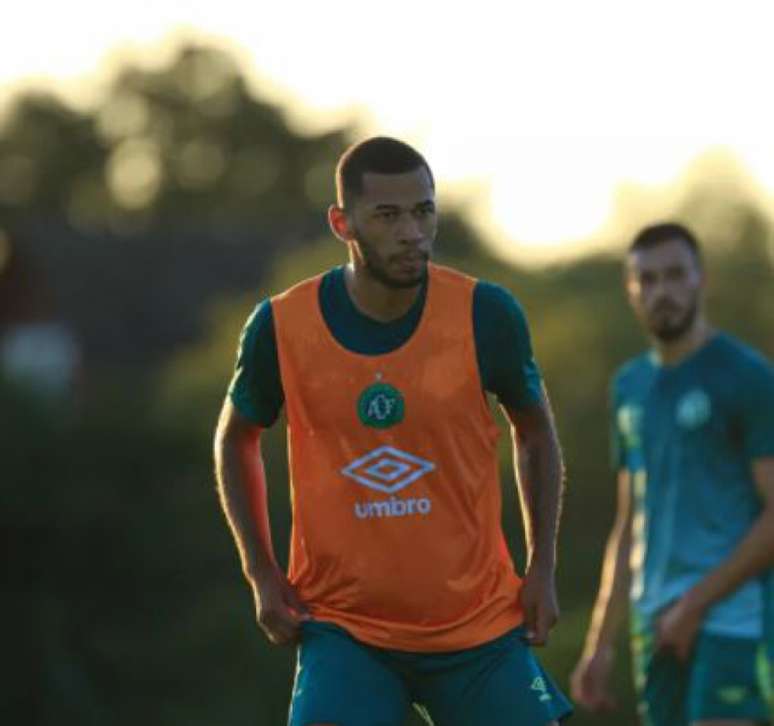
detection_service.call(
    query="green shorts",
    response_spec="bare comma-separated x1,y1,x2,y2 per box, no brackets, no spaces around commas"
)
288,620,572,726
631,621,772,726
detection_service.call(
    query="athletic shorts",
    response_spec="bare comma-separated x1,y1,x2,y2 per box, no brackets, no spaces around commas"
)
288,620,573,726
631,623,772,726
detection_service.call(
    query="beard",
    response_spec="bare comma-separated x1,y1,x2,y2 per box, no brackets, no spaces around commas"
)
647,297,699,342
353,229,429,290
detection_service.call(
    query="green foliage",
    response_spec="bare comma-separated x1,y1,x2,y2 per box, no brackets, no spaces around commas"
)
1,40,772,726
0,46,350,229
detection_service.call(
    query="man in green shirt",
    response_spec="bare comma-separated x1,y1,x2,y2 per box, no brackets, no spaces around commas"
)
571,223,774,725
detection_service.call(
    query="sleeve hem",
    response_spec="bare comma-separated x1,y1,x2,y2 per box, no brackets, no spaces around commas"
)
229,391,275,428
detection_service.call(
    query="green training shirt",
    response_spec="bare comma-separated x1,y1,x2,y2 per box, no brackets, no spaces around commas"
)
229,266,542,427
612,333,774,638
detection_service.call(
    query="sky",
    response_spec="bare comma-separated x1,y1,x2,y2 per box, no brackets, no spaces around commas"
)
2,0,774,263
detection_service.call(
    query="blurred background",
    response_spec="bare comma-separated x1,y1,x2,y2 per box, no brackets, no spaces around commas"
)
2,3,773,724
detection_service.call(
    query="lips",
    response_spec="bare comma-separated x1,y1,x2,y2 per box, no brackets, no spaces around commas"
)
652,300,681,316
394,252,428,265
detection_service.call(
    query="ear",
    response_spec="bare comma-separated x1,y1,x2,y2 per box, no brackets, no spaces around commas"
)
328,204,352,242
623,268,639,307
699,264,708,290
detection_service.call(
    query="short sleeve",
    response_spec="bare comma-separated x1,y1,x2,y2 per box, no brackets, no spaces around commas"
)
473,281,543,410
609,374,626,471
227,299,285,427
736,356,774,461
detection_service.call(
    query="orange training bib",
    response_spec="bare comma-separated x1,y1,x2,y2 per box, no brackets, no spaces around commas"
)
272,263,524,651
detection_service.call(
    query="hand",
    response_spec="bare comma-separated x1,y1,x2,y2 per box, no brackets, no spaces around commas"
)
570,647,616,712
519,563,559,646
655,594,704,661
250,569,310,646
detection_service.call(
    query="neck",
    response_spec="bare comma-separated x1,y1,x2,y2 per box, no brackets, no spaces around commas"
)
653,317,714,366
344,262,423,322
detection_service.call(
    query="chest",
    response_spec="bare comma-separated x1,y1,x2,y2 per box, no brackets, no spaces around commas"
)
285,336,481,435
617,375,741,461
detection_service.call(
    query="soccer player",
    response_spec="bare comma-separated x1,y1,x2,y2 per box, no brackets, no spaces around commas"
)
214,137,573,725
570,222,774,725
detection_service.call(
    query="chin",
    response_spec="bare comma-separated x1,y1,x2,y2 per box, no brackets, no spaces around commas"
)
389,276,424,290
651,325,690,343
387,267,427,289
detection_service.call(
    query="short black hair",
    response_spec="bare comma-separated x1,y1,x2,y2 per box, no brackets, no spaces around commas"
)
335,136,434,208
629,222,702,263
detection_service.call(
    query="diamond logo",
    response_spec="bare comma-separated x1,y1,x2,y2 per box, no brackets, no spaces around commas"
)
341,446,435,494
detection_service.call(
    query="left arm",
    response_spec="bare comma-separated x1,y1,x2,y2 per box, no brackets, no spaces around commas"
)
658,458,774,659
504,387,566,646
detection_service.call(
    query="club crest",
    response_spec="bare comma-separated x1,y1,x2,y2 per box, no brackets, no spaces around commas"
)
676,389,711,429
357,382,405,429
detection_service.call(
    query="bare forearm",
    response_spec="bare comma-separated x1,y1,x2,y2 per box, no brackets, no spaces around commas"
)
515,427,564,570
584,521,631,653
214,415,278,584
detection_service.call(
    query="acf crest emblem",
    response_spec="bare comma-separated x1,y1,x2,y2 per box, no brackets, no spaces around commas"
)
357,382,404,429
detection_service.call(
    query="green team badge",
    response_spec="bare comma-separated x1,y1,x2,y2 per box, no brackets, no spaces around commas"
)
676,388,711,429
357,382,404,429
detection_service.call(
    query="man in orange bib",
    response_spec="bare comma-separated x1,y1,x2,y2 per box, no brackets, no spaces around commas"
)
215,137,572,725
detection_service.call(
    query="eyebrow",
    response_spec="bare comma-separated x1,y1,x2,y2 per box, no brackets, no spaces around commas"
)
372,200,435,211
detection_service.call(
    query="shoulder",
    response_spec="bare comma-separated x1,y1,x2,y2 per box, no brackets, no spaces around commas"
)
611,353,654,396
271,270,328,306
242,297,274,336
708,334,774,405
614,353,652,379
426,263,477,297
710,333,772,376
235,298,277,363
472,280,534,353
473,279,528,320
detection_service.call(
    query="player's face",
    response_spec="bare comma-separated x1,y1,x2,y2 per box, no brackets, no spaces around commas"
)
625,238,704,342
346,167,437,289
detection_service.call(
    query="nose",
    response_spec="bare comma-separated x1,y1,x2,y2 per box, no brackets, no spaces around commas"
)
646,271,676,299
396,212,424,244
651,278,668,299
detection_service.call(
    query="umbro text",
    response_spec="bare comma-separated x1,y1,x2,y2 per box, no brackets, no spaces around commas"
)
354,496,432,519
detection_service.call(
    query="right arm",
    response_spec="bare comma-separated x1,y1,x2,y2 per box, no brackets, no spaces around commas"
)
570,468,632,711
214,398,307,645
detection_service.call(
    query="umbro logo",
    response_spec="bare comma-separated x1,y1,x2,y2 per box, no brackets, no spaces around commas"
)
342,446,436,520
530,677,552,702
341,446,435,494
